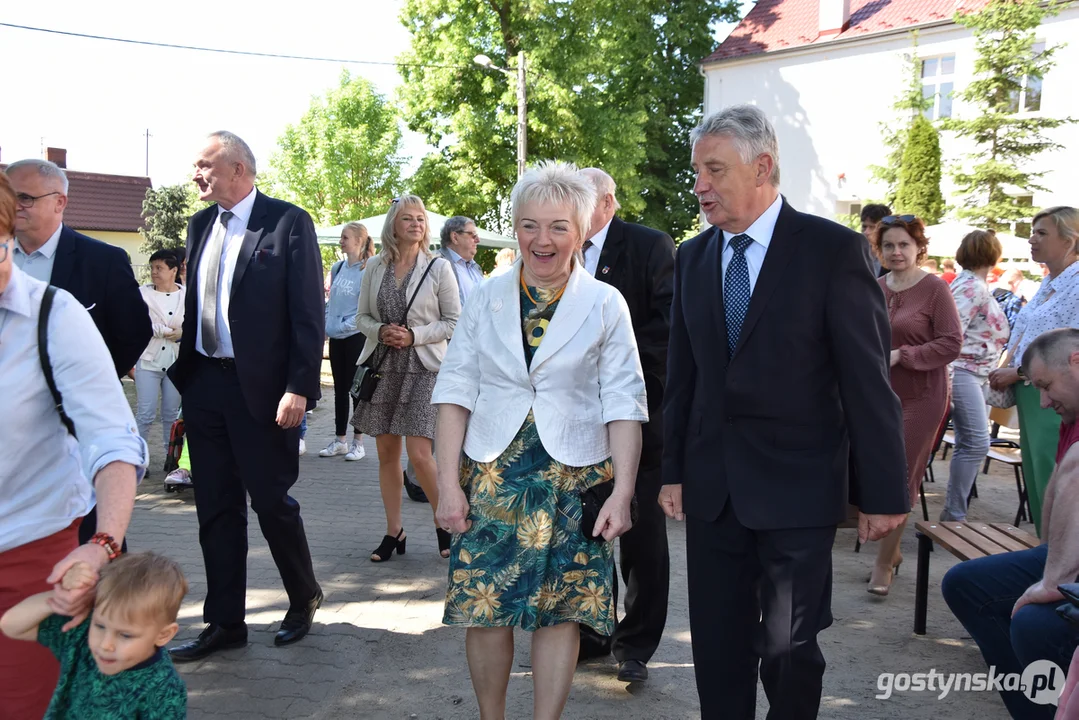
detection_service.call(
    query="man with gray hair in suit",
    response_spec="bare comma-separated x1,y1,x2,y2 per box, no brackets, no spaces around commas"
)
439,215,483,307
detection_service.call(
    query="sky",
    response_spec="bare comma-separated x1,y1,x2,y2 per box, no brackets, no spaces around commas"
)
0,1,748,189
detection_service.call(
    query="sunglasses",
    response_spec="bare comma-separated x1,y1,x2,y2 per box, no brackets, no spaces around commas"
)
881,214,918,226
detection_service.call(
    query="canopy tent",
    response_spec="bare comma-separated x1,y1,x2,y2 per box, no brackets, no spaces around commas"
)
924,222,1032,261
316,212,517,250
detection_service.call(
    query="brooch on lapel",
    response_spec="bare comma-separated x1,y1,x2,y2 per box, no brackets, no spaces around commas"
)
601,266,610,275
490,299,503,312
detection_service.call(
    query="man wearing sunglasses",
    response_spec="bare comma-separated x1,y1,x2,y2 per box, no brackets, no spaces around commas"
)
4,159,151,380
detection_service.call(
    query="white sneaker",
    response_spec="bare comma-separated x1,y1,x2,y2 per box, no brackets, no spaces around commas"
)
345,439,366,461
319,439,349,457
299,438,307,456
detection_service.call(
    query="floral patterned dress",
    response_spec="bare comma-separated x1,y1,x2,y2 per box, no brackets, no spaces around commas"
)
442,285,616,634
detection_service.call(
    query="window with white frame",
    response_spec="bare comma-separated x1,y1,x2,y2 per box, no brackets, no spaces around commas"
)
922,55,956,120
1008,42,1045,114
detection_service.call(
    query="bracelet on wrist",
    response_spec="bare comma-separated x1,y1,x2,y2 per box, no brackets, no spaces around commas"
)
88,532,121,561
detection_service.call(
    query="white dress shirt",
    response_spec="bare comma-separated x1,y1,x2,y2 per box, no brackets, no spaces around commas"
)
12,224,63,282
583,219,612,277
719,194,784,294
0,265,147,553
196,187,258,358
444,246,485,305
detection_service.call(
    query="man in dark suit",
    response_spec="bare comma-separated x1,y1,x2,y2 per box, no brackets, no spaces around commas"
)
660,105,910,719
7,158,152,543
6,159,151,378
576,167,675,684
167,132,324,661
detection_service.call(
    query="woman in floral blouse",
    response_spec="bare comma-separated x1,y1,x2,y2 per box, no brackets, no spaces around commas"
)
989,207,1079,535
942,231,1010,521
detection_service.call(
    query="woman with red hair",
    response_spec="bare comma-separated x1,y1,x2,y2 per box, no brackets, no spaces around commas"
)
867,215,962,596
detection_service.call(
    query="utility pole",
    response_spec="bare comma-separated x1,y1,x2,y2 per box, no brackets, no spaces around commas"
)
516,51,527,179
144,129,152,177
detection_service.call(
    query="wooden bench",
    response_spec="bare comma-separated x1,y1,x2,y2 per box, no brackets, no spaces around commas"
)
913,520,1041,635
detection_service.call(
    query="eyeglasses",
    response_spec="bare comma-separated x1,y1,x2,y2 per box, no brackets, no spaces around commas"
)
881,214,917,226
456,230,478,239
15,191,62,209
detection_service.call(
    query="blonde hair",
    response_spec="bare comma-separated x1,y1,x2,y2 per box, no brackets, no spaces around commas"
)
342,221,374,259
1032,206,1079,254
494,247,516,267
380,195,433,264
95,552,187,625
511,161,596,245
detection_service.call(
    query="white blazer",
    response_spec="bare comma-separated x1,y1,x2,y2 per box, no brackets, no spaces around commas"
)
355,252,460,373
432,260,648,467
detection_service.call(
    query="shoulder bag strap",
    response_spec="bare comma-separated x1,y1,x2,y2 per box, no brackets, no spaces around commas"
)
38,286,77,438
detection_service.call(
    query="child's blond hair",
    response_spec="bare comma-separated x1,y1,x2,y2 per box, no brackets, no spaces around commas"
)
95,552,187,625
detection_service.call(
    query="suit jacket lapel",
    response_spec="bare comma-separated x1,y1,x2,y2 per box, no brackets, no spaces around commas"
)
49,225,77,290
230,191,267,298
529,263,600,372
731,200,800,358
701,227,730,365
593,217,627,281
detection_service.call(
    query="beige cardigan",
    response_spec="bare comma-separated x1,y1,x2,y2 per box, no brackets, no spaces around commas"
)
355,252,461,372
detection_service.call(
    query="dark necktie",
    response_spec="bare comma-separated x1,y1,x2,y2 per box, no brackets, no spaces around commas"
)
724,233,753,357
200,210,234,357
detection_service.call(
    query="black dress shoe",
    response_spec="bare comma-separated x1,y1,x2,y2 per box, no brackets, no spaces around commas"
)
169,623,247,663
617,659,649,683
274,587,323,646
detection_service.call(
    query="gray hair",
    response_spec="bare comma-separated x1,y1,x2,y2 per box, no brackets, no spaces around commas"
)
440,215,473,248
208,131,257,177
5,159,69,194
579,168,621,212
690,105,781,187
380,195,433,264
1023,328,1079,374
511,160,596,247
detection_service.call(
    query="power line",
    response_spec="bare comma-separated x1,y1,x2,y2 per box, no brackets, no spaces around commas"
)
0,22,470,70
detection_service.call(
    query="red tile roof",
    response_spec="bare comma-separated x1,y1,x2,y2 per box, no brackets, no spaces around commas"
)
0,163,151,233
704,0,984,63
64,171,152,233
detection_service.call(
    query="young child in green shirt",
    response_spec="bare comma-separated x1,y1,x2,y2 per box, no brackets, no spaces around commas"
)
0,551,188,719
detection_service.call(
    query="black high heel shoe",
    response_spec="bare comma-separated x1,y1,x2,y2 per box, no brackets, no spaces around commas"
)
436,528,451,559
371,528,406,563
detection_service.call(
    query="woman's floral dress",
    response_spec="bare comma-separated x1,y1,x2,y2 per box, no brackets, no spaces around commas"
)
442,284,615,634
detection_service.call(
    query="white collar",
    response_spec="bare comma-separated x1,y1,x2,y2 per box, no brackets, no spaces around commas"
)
15,223,63,259
587,218,613,254
217,186,258,227
722,194,784,251
0,263,33,317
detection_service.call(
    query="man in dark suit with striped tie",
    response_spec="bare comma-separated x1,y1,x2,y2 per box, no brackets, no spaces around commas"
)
167,131,324,661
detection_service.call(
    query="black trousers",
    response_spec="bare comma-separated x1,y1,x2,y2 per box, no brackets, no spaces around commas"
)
182,355,319,625
580,465,670,663
687,502,836,720
328,334,366,437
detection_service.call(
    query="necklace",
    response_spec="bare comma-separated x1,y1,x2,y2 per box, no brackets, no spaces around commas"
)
521,273,567,309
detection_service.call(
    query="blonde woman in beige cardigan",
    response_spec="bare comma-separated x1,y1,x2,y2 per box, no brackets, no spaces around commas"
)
351,195,461,562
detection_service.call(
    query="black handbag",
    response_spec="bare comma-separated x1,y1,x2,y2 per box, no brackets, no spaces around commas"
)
350,258,441,402
580,481,638,543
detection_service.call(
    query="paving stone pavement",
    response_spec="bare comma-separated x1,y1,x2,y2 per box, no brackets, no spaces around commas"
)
127,383,1015,719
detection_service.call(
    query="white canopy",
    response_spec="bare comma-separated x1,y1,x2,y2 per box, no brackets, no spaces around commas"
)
924,222,1031,261
316,212,517,250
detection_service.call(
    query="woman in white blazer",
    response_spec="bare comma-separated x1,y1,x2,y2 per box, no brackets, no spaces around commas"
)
432,162,647,719
351,195,461,563
135,249,186,468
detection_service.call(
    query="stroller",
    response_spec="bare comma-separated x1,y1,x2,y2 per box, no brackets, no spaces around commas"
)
163,414,194,493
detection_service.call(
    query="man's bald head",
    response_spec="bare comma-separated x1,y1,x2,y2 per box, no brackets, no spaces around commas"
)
1025,328,1079,424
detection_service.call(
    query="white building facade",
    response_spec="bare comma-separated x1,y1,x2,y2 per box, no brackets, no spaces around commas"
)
701,0,1079,234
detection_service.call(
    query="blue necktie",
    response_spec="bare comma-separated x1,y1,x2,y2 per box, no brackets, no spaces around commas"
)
724,233,753,357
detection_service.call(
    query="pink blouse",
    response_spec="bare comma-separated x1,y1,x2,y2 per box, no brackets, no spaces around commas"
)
950,271,1010,377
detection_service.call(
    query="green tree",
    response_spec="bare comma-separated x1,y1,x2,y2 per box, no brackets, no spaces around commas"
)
870,32,933,206
894,114,945,223
396,0,739,238
942,0,1072,229
269,71,404,225
139,183,201,255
